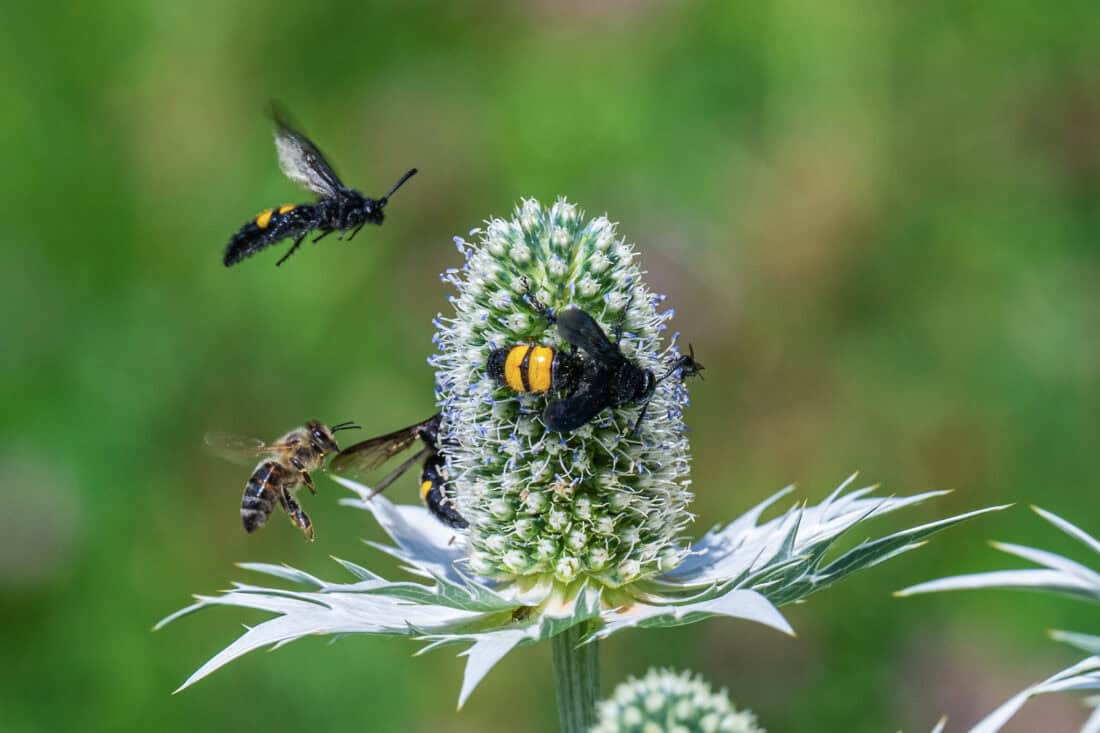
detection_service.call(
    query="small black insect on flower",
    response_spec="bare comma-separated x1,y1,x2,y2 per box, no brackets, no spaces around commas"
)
223,103,418,267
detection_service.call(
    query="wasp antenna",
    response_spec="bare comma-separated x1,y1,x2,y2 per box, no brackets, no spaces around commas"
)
380,168,418,204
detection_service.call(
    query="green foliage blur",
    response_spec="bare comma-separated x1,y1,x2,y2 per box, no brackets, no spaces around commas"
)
2,2,1098,731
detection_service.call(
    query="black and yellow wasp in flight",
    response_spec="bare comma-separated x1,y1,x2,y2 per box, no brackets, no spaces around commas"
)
224,104,417,267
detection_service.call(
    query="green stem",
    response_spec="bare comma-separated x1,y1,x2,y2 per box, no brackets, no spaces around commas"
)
552,623,600,733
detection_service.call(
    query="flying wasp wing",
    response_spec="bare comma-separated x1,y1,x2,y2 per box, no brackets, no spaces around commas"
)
205,432,282,466
556,307,623,363
270,102,347,198
370,445,433,497
541,375,617,433
330,421,429,478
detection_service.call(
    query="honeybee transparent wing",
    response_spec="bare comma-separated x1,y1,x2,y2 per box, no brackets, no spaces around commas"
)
270,102,347,198
556,307,622,363
204,432,278,466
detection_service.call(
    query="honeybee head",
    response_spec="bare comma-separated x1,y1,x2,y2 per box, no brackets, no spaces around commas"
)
305,420,340,455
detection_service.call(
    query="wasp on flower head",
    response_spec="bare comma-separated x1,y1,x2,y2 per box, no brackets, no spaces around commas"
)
223,103,418,267
488,281,704,434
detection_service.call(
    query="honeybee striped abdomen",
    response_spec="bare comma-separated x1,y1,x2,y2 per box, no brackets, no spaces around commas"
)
241,461,293,533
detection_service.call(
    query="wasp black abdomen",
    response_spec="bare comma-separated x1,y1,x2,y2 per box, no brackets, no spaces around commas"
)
420,454,467,529
224,204,316,266
241,461,291,532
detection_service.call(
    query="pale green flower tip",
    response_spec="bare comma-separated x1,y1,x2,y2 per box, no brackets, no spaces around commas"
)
434,198,696,589
591,668,764,733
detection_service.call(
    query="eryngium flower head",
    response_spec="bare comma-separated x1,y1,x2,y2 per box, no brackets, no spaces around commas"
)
592,668,764,733
432,198,693,587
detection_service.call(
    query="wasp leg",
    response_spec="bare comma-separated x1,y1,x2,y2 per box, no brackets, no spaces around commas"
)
520,276,555,323
312,229,334,244
612,291,637,344
276,231,310,267
346,222,366,241
630,399,652,437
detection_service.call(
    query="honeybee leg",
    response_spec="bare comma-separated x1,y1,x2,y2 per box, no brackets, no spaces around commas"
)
281,488,314,541
276,231,310,267
287,456,317,494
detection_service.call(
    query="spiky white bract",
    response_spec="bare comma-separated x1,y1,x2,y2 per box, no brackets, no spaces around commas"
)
433,199,693,588
591,667,763,733
160,472,1003,706
900,507,1100,733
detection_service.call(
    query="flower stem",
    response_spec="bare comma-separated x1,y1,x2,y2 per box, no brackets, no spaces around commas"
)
552,623,600,733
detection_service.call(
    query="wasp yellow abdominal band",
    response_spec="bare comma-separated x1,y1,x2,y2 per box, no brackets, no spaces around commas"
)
488,344,557,393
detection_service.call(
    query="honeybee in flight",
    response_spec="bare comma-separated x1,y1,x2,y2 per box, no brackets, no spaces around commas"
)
223,103,418,267
331,413,468,529
205,420,360,540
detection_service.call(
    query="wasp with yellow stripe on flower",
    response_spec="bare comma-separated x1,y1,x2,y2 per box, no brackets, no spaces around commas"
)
223,103,418,267
487,293,704,434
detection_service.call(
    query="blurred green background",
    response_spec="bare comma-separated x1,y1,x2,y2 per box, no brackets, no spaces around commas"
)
3,1,1098,731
